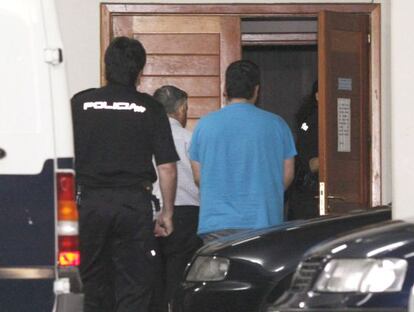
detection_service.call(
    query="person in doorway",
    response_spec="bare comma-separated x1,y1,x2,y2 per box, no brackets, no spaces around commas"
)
288,80,320,220
151,85,202,311
71,37,179,312
189,60,297,242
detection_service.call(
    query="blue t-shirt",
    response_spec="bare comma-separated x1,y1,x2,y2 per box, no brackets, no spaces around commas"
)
189,103,297,234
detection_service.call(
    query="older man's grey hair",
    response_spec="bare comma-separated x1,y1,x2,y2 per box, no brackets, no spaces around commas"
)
153,85,188,114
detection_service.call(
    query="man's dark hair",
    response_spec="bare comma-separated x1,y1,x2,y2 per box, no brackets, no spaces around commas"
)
104,36,146,86
225,60,260,100
153,85,188,114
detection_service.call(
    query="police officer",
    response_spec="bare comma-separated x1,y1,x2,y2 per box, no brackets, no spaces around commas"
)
71,37,179,312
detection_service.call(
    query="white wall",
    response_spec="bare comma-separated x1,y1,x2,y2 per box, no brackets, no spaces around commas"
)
391,0,414,219
55,0,393,208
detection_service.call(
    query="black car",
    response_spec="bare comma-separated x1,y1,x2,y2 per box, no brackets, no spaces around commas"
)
270,219,414,312
172,208,391,312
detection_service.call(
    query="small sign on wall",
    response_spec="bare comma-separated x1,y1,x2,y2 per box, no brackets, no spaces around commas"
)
338,77,352,91
337,98,351,152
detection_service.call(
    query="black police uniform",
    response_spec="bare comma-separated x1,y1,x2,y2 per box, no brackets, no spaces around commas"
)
289,109,319,220
71,83,179,312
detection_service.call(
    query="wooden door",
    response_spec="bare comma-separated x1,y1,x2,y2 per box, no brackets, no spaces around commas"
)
106,15,241,129
318,11,370,214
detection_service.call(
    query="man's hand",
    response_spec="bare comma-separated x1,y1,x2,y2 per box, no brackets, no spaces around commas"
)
156,162,176,236
154,211,174,237
309,157,319,173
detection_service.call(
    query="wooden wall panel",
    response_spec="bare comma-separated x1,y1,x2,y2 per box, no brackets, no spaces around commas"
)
139,77,220,97
331,30,360,52
144,55,220,76
134,34,220,55
108,14,240,127
129,16,240,120
187,97,220,118
112,16,133,37
132,16,223,33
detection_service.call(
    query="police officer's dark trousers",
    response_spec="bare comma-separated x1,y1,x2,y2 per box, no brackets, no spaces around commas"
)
150,206,202,312
78,185,159,312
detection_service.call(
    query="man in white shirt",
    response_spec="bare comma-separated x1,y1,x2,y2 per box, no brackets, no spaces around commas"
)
152,85,201,312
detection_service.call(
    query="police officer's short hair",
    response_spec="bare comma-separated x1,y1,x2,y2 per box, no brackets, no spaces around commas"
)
104,36,146,86
225,60,260,100
153,85,188,114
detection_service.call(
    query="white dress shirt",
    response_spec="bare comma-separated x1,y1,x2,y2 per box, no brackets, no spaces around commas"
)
153,117,199,207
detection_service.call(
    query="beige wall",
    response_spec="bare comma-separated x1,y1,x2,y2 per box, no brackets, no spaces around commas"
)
391,0,414,219
56,0,393,210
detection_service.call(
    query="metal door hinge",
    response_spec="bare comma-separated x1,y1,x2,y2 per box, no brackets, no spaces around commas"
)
44,48,63,65
368,34,371,44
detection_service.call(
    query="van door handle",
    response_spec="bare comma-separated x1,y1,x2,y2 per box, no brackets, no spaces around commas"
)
0,148,6,159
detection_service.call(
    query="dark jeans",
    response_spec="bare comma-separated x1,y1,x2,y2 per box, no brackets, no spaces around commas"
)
78,186,159,312
151,206,202,312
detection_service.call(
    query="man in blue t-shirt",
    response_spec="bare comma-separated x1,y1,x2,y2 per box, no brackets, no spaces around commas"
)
189,60,297,238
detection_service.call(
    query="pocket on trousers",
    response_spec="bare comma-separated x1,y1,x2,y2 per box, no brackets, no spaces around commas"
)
122,194,152,218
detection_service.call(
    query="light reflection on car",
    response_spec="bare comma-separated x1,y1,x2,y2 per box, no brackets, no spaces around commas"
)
270,218,414,312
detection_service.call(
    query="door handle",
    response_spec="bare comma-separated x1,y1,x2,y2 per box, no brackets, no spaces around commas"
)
314,195,345,200
0,148,6,159
327,195,345,201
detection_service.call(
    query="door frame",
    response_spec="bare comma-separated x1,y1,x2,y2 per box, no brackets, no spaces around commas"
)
101,3,382,207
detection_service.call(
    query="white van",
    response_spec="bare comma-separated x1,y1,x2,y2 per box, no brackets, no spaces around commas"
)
0,0,83,311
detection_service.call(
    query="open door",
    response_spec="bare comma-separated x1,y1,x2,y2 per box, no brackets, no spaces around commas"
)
318,11,370,214
106,15,241,129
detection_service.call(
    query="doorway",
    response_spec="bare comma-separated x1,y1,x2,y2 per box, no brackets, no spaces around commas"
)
243,44,318,219
241,17,318,136
243,45,317,137
241,17,319,218
100,3,382,211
